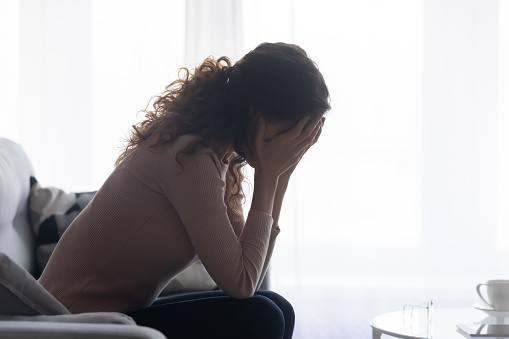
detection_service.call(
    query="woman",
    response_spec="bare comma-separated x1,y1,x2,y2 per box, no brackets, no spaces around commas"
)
39,42,330,338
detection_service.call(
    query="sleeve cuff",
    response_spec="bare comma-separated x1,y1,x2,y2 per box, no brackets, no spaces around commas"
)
248,209,280,236
249,209,273,221
272,224,280,234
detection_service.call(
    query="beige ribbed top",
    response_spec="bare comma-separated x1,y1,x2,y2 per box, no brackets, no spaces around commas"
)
38,135,279,314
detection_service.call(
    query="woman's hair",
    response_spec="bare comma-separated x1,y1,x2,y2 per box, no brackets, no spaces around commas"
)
116,42,330,216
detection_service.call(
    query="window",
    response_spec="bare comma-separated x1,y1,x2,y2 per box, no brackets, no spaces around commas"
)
1,1,508,337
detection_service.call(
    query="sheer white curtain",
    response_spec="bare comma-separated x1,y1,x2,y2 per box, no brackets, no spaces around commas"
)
240,0,509,337
0,0,186,191
1,0,509,338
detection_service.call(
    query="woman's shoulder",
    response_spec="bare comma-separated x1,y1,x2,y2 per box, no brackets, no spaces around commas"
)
146,134,225,173
146,134,212,155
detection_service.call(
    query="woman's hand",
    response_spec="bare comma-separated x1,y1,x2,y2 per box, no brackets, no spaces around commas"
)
246,115,324,216
279,117,324,183
244,115,324,179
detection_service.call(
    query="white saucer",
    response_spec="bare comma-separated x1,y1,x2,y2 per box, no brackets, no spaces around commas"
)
473,302,509,317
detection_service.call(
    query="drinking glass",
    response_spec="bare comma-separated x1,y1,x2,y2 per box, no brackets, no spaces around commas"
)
402,300,434,338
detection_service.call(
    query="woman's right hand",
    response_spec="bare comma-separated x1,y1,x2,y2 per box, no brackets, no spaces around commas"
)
244,115,324,179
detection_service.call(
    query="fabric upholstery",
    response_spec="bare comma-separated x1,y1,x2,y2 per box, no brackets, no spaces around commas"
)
0,252,70,316
160,261,218,295
0,321,167,339
0,138,36,274
0,137,167,339
0,312,135,325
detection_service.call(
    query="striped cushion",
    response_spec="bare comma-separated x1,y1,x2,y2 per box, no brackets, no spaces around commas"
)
29,177,96,276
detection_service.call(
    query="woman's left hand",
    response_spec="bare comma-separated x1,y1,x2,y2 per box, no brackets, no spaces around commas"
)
243,114,324,178
279,117,324,183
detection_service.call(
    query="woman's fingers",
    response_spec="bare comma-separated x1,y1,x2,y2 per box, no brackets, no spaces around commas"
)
297,123,323,159
312,121,323,145
274,116,323,168
297,119,323,150
296,116,322,142
282,122,322,171
278,116,311,140
249,114,324,176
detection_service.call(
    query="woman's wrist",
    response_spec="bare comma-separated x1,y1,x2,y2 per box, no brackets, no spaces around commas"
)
278,171,291,186
251,170,279,216
254,169,280,184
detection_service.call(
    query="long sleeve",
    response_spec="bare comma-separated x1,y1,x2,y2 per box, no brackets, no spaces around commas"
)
157,141,277,298
223,164,280,291
256,224,279,290
224,166,245,238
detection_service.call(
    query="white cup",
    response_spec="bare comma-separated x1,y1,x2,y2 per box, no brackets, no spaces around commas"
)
476,280,509,310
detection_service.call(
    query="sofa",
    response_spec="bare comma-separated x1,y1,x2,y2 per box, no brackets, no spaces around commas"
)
0,138,168,338
0,137,270,338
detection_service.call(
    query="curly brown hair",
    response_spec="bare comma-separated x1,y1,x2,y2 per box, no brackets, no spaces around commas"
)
116,42,330,216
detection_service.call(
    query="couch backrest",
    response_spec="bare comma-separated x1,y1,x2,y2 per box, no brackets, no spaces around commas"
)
0,138,35,275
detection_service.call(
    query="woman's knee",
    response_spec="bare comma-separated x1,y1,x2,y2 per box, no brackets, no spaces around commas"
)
231,295,285,338
256,291,295,319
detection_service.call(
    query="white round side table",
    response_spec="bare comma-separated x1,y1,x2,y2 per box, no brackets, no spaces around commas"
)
371,307,509,339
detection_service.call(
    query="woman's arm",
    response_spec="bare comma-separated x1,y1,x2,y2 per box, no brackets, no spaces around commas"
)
249,116,324,290
254,177,287,290
273,117,324,222
251,171,278,215
158,137,276,299
249,115,324,223
271,175,289,227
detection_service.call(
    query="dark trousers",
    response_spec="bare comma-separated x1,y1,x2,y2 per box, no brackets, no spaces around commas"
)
126,290,295,339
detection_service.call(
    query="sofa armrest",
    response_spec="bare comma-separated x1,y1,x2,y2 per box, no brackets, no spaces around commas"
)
0,312,136,324
0,321,166,339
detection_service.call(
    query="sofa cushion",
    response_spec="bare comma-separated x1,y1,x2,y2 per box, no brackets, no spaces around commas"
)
0,252,70,315
0,138,36,274
160,261,218,295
